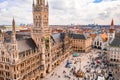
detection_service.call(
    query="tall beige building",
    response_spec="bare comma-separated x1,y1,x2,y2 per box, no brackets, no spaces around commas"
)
32,0,50,78
71,34,92,53
108,33,120,67
0,0,92,80
0,0,72,80
0,0,50,80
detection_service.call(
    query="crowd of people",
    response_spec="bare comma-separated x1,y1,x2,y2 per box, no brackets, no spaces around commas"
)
45,50,120,80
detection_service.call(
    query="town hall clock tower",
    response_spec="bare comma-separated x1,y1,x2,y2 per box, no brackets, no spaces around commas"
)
32,0,51,78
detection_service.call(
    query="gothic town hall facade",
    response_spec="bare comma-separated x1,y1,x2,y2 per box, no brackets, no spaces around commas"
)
0,0,92,80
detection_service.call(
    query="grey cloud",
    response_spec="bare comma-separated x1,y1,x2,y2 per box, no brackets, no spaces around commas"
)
0,0,120,25
97,11,111,20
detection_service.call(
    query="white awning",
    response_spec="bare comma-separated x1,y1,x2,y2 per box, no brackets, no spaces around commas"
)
97,76,105,80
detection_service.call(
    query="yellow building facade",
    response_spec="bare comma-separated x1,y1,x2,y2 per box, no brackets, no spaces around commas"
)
71,34,92,53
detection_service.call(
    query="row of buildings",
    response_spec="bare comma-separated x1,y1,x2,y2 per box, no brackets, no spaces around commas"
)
0,0,92,80
108,32,120,67
0,0,119,80
91,19,115,50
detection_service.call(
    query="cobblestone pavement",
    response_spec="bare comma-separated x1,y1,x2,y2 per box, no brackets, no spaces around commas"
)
44,49,101,80
44,49,120,80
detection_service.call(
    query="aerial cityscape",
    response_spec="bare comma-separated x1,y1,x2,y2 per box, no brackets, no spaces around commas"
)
0,0,120,80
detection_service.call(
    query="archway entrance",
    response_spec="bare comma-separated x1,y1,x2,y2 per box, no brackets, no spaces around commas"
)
98,46,101,49
94,46,97,48
40,73,44,78
94,41,102,50
46,64,51,73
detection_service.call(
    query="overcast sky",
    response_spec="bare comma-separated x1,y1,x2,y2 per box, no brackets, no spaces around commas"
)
0,0,120,25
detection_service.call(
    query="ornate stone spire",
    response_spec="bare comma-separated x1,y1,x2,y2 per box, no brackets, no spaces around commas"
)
109,19,115,33
12,17,16,34
110,19,114,29
12,17,16,43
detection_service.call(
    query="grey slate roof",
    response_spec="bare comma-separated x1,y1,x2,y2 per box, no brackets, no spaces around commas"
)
69,33,89,39
51,33,65,44
51,33,89,44
110,38,120,47
4,31,31,43
17,38,37,53
16,32,31,40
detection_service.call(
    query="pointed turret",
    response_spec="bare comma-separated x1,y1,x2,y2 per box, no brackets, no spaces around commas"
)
11,18,19,62
109,19,115,33
110,19,114,29
108,19,115,44
33,0,35,7
12,17,16,34
12,17,16,43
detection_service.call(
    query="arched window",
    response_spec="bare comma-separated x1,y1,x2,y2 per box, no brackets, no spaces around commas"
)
114,59,116,62
110,59,113,61
1,51,4,55
14,74,16,79
97,41,99,45
5,65,9,70
100,42,102,46
0,64,3,68
95,42,96,45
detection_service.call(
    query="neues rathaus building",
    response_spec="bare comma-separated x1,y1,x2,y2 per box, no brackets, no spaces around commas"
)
0,0,92,80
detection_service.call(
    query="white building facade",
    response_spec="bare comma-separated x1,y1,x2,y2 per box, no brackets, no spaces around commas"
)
93,34,108,50
93,19,115,50
108,33,120,66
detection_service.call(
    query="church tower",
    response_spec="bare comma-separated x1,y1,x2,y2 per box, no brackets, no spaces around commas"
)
32,0,49,41
32,0,49,77
11,18,18,63
32,0,49,48
108,19,115,44
110,19,114,29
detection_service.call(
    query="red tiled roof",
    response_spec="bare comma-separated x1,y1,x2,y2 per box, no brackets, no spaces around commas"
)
100,33,108,42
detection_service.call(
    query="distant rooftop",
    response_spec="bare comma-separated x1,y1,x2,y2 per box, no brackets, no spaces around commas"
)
110,33,120,47
110,38,120,47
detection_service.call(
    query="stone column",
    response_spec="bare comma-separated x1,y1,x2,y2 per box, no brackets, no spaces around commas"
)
47,36,52,73
40,37,46,78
